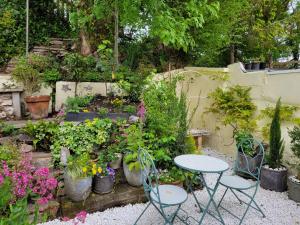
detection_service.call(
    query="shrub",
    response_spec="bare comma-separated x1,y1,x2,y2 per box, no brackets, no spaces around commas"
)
0,121,15,137
268,98,284,169
12,54,51,94
234,131,255,156
288,126,300,180
0,142,20,167
208,85,257,135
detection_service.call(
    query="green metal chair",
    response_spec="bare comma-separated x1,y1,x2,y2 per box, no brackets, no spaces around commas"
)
134,148,188,225
217,138,266,225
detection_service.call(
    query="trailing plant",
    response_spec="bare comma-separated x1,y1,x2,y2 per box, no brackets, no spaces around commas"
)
268,98,284,169
259,104,300,140
208,85,257,136
288,126,300,180
51,118,111,164
65,95,93,112
23,120,59,151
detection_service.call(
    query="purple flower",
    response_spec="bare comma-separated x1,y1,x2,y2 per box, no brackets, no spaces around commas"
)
75,211,87,223
34,168,50,177
2,161,10,177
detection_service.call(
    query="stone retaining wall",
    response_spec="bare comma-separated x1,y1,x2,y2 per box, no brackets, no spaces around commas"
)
0,93,14,119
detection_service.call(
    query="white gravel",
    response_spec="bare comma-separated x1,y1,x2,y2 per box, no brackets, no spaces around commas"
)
40,149,300,225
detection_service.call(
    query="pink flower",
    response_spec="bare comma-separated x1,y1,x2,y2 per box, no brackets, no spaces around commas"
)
46,177,58,190
75,211,87,223
37,197,48,205
0,174,4,185
61,217,70,222
34,168,50,177
2,161,10,177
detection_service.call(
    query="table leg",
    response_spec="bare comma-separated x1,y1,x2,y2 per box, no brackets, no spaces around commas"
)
198,172,225,225
184,173,203,213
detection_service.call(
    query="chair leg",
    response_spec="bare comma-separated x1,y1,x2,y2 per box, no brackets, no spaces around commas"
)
134,202,151,225
217,187,228,208
238,198,254,225
251,199,265,218
230,189,243,204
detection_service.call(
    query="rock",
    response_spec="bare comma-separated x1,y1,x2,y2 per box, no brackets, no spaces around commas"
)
32,152,52,168
20,143,34,153
0,99,13,106
0,111,6,118
60,147,70,166
128,115,140,124
16,134,33,144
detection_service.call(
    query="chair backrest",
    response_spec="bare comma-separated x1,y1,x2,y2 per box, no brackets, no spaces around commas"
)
138,148,161,203
234,138,265,180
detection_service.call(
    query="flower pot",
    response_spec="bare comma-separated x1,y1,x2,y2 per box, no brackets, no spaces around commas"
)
260,62,266,70
25,95,50,119
64,171,92,202
251,62,260,70
109,153,123,169
236,152,263,179
260,165,287,192
244,63,252,70
288,176,300,202
93,175,114,194
123,160,149,187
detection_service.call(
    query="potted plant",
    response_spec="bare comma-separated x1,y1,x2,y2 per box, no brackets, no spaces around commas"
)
64,153,93,202
123,124,148,186
92,161,115,194
12,54,51,119
107,144,123,170
287,126,300,202
234,131,264,178
158,167,185,187
261,98,287,192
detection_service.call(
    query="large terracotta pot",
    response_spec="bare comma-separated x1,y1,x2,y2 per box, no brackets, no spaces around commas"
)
25,95,50,119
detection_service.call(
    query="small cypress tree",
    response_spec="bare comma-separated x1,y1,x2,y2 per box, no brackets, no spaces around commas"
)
268,98,284,169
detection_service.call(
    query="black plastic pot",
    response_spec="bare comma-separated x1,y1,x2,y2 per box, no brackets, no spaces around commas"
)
288,176,300,202
260,62,266,70
93,175,114,194
260,166,287,192
65,112,130,122
244,63,252,70
251,62,260,70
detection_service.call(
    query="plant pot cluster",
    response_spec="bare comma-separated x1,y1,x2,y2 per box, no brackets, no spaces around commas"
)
244,62,266,71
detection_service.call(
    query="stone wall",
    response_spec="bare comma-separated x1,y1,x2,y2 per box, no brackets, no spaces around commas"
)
0,93,14,119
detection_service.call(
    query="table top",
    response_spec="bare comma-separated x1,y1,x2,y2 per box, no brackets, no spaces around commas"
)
174,154,229,173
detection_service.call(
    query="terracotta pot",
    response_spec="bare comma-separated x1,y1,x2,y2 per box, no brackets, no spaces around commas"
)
260,165,287,192
288,176,300,202
25,95,50,119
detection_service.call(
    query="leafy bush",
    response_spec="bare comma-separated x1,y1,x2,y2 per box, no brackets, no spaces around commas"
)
208,85,257,135
65,95,93,112
268,98,284,169
123,105,137,114
23,120,59,151
234,131,255,156
43,69,61,87
0,142,20,167
12,54,51,94
288,126,300,179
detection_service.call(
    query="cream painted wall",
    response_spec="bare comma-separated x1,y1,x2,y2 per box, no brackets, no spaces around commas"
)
157,64,300,169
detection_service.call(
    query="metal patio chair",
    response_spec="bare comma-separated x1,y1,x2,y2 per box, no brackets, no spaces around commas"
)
217,138,266,225
134,148,188,225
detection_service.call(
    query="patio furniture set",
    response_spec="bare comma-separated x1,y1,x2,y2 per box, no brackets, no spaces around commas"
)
134,138,265,225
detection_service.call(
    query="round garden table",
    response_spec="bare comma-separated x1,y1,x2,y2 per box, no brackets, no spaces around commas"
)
174,154,229,225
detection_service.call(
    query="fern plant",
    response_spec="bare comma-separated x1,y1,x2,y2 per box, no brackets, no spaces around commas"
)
268,98,284,169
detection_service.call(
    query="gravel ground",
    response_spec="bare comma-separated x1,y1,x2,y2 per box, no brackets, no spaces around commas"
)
40,149,300,225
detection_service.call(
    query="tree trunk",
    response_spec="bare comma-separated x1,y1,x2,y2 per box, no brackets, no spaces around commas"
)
267,53,273,69
114,0,119,71
80,30,92,56
230,45,235,64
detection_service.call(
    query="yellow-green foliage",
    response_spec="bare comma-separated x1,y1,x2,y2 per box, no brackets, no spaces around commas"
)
185,135,201,154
